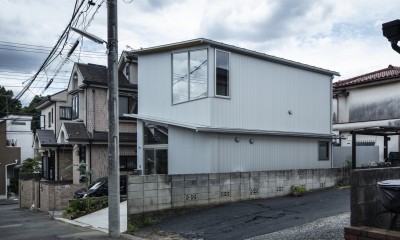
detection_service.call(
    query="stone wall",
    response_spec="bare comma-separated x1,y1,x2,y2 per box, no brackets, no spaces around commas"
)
350,167,400,226
20,179,39,209
128,168,348,218
20,174,82,211
39,181,82,211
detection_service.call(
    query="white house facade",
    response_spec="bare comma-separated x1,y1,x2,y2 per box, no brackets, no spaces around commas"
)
333,65,400,163
128,38,339,175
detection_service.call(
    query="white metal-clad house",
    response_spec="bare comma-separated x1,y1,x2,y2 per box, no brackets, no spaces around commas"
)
127,38,339,175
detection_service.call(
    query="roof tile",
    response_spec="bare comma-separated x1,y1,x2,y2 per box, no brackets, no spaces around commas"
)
334,65,400,89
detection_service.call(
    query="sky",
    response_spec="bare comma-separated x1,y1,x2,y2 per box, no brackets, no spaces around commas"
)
1,0,400,106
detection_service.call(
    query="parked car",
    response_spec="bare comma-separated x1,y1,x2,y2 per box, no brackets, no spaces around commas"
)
74,175,127,198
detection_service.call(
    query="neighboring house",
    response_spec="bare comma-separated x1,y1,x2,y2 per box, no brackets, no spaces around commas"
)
333,65,400,163
55,63,138,184
0,115,33,196
34,90,73,181
3,115,33,161
127,38,339,175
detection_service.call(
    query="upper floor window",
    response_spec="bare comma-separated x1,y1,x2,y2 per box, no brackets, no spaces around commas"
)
72,73,78,90
125,65,130,79
215,50,230,97
72,95,79,119
119,96,137,117
48,111,52,127
60,106,72,120
172,49,208,104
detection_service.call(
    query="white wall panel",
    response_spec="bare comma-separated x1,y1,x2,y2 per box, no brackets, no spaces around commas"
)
138,52,212,127
168,127,331,174
210,51,332,134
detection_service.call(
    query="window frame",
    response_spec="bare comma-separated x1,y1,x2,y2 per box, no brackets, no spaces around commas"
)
72,95,79,120
59,106,72,120
318,141,330,161
214,49,231,98
171,48,208,105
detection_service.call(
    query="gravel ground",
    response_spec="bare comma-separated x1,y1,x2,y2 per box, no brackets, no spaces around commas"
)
247,212,350,240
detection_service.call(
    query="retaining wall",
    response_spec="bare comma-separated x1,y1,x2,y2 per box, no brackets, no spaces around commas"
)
128,168,349,218
350,167,400,226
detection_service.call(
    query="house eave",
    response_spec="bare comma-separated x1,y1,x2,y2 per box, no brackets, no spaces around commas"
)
125,114,334,139
132,38,339,77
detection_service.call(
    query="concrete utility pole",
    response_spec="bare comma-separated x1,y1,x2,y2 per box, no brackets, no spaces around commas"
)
107,0,120,237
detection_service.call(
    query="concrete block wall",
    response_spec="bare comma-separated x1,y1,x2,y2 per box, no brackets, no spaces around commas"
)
350,167,400,227
128,168,347,217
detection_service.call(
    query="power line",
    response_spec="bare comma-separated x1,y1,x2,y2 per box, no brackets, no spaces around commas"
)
14,0,86,101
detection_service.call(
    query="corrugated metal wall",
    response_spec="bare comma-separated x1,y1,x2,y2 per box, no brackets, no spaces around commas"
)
210,49,332,134
168,126,331,174
138,46,332,135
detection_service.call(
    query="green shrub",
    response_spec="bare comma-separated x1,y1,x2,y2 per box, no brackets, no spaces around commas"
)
290,185,307,193
64,196,108,219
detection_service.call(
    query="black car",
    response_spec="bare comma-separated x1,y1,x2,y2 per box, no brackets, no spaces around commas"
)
74,175,127,198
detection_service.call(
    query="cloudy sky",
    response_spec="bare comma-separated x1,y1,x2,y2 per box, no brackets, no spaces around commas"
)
1,0,400,105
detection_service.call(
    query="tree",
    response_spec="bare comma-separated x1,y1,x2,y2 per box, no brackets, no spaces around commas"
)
22,95,44,132
20,157,41,173
0,86,22,117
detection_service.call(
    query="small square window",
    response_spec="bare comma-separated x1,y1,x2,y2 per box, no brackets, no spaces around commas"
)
318,141,330,160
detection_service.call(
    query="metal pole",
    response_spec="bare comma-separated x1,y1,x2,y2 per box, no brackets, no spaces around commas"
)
351,132,356,169
107,0,120,237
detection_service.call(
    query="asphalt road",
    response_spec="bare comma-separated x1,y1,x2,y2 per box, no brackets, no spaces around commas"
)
0,203,132,240
138,188,350,240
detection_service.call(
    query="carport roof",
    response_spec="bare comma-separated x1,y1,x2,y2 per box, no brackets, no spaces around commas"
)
350,126,400,136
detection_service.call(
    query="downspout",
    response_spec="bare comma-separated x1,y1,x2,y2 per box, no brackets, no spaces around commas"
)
57,147,59,181
92,89,96,131
330,76,334,169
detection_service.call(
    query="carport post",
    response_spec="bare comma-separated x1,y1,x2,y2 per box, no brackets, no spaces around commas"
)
352,132,356,169
384,135,388,162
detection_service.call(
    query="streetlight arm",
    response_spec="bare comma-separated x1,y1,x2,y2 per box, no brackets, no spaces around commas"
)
70,27,107,44
391,41,400,54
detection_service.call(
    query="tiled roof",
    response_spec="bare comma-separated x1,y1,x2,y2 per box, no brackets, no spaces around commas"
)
36,130,57,146
334,65,400,89
92,131,137,143
76,63,133,88
63,122,90,142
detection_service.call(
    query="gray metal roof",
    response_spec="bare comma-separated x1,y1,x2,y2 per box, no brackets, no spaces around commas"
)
76,63,135,89
36,130,57,146
132,38,340,77
92,131,137,143
63,122,90,142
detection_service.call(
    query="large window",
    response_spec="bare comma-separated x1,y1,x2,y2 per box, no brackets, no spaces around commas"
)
143,122,168,175
144,149,168,175
120,156,137,171
318,141,330,160
215,50,230,97
172,49,208,104
119,96,137,117
72,95,79,119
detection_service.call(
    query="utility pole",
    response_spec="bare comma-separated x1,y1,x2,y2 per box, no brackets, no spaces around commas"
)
107,0,120,237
